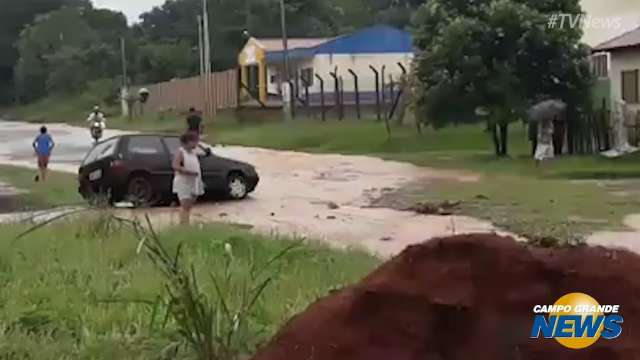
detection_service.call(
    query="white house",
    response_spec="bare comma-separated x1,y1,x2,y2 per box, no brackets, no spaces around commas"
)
238,25,414,106
594,27,640,111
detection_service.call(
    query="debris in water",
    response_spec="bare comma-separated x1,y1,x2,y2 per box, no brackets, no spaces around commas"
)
327,202,340,210
406,200,461,216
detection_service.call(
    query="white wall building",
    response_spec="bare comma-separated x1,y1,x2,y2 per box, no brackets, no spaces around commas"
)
240,25,414,106
594,27,640,111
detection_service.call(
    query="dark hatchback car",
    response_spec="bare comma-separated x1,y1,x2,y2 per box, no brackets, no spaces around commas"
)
78,134,259,205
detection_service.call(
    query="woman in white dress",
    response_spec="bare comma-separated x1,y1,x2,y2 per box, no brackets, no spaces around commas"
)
172,133,205,225
534,118,555,165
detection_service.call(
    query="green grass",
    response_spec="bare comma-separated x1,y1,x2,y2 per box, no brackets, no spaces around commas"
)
0,165,81,211
0,218,379,359
3,94,117,126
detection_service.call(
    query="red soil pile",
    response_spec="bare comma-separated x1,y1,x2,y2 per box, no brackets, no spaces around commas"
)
252,234,640,360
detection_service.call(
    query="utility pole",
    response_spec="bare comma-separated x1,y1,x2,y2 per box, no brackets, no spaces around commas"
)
198,15,204,77
202,0,215,120
198,15,206,117
280,0,292,120
120,37,130,118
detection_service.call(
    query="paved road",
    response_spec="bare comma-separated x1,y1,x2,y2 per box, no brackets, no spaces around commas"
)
0,119,512,257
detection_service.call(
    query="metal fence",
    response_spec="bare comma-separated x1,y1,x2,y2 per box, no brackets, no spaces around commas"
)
137,69,238,114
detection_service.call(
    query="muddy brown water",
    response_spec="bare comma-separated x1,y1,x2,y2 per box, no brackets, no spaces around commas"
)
2,120,639,257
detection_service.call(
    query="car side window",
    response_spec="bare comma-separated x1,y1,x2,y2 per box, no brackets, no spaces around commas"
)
127,136,165,155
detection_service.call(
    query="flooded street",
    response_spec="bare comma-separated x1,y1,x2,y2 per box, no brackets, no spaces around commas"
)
0,120,131,172
0,120,511,256
2,120,639,256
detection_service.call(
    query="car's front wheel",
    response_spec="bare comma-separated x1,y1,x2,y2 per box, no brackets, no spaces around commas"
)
126,175,156,207
227,172,248,200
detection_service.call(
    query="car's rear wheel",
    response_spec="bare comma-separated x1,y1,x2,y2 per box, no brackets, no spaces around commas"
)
126,176,156,207
227,172,248,200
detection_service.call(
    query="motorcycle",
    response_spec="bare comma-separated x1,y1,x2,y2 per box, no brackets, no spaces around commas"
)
90,121,104,143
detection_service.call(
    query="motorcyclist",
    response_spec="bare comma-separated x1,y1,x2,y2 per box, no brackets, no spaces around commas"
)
87,106,106,130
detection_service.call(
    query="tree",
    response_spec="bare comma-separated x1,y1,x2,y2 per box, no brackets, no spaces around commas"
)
0,0,90,103
14,5,129,101
135,0,340,74
412,0,593,156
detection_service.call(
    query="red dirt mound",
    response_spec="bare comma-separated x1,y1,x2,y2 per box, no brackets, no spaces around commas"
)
252,234,640,360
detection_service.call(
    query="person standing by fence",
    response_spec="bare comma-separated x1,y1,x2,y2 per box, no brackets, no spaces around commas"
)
32,126,55,183
186,107,203,139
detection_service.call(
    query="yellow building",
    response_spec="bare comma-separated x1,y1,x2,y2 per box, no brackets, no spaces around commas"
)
238,37,330,104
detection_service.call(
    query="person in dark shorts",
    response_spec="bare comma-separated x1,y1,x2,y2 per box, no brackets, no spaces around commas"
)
186,107,203,138
32,126,55,182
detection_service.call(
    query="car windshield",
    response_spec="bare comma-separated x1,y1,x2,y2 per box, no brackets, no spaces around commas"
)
82,138,118,165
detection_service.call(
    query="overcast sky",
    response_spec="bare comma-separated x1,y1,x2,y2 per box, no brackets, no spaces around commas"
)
94,0,639,45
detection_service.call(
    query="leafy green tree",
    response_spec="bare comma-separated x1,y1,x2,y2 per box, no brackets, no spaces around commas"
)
412,0,593,156
0,0,89,103
14,5,129,101
15,7,96,100
134,41,198,84
135,0,339,74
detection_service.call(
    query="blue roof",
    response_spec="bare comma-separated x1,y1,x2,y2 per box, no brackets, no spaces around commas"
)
265,25,413,63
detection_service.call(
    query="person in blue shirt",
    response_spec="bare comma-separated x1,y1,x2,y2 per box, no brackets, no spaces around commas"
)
32,126,55,182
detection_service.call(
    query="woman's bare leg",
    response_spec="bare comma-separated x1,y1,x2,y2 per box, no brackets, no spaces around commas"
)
180,199,195,225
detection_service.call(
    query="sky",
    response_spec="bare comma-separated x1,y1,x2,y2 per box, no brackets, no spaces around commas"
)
94,0,639,46
92,0,162,23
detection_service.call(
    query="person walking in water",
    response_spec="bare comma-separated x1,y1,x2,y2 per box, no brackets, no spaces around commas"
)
172,132,205,225
32,126,55,182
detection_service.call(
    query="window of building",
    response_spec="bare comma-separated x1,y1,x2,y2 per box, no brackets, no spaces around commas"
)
591,54,608,78
301,68,314,86
622,70,639,104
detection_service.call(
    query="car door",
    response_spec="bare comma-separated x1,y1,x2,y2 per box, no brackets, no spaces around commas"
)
198,147,227,193
123,136,173,192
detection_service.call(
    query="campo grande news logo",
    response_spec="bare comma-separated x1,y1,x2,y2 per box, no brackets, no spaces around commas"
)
530,293,623,349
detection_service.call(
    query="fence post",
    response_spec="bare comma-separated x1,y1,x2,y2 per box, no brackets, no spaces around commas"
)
288,80,296,119
301,77,310,107
348,69,360,120
330,67,343,120
389,74,395,110
397,62,419,133
381,65,386,117
369,65,381,122
315,74,326,121
338,76,345,120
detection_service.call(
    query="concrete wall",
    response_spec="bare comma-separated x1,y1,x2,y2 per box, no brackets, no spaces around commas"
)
267,58,315,95
264,52,414,105
610,49,640,111
309,53,413,94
